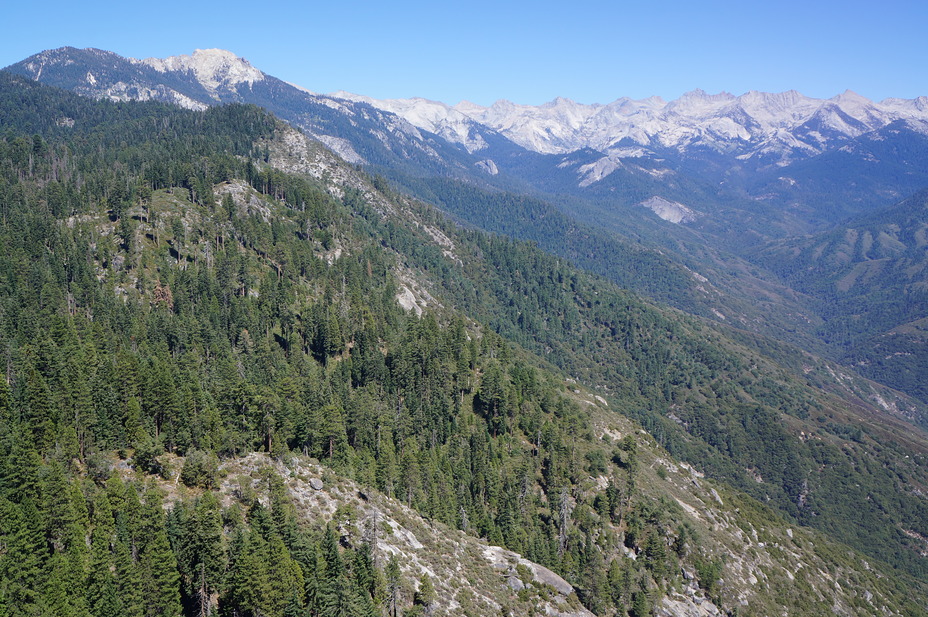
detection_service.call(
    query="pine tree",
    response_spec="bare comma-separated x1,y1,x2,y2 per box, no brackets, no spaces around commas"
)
179,492,225,617
290,533,319,614
224,528,272,617
267,534,304,617
61,353,95,458
139,495,181,617
43,551,92,617
376,437,398,498
39,460,80,553
630,590,652,617
269,471,299,547
384,555,402,617
114,537,146,617
415,575,435,617
317,404,348,461
115,482,144,557
318,525,352,617
22,366,57,453
125,396,146,447
0,498,46,613
87,492,122,617
0,377,11,441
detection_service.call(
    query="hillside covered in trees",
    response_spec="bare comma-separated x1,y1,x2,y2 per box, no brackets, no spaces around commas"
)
1,72,928,616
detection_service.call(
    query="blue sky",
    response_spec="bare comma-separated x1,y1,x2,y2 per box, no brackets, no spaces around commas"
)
3,0,926,105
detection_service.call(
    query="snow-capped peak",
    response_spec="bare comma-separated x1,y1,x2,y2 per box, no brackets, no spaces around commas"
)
830,89,870,106
140,49,264,95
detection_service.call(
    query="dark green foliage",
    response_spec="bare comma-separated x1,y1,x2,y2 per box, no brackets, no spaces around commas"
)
179,450,220,488
629,590,652,617
133,435,166,476
176,492,224,614
694,556,724,600
411,177,709,313
0,498,46,610
140,502,182,617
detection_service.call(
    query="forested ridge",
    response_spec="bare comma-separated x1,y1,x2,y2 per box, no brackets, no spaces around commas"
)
1,72,927,616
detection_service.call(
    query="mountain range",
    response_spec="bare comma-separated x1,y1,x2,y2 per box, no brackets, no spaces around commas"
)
12,47,928,199
342,87,928,163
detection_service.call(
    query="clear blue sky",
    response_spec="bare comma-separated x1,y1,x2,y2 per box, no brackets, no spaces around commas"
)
2,0,926,105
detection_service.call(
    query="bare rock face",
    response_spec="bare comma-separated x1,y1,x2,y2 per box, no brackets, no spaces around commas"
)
140,48,265,99
215,454,597,617
638,196,701,224
475,159,499,175
482,545,577,597
658,593,725,617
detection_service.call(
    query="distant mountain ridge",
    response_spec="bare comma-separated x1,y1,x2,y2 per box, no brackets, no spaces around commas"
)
10,47,928,263
336,86,928,164
13,48,928,177
333,85,928,225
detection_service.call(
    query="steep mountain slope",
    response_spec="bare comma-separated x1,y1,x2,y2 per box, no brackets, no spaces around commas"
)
2,72,928,616
401,175,826,352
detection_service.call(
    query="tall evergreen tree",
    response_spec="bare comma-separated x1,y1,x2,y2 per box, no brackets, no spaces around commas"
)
87,492,122,617
139,495,182,617
179,492,225,616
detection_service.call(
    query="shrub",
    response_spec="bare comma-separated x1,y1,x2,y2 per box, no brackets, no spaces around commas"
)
180,449,220,488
